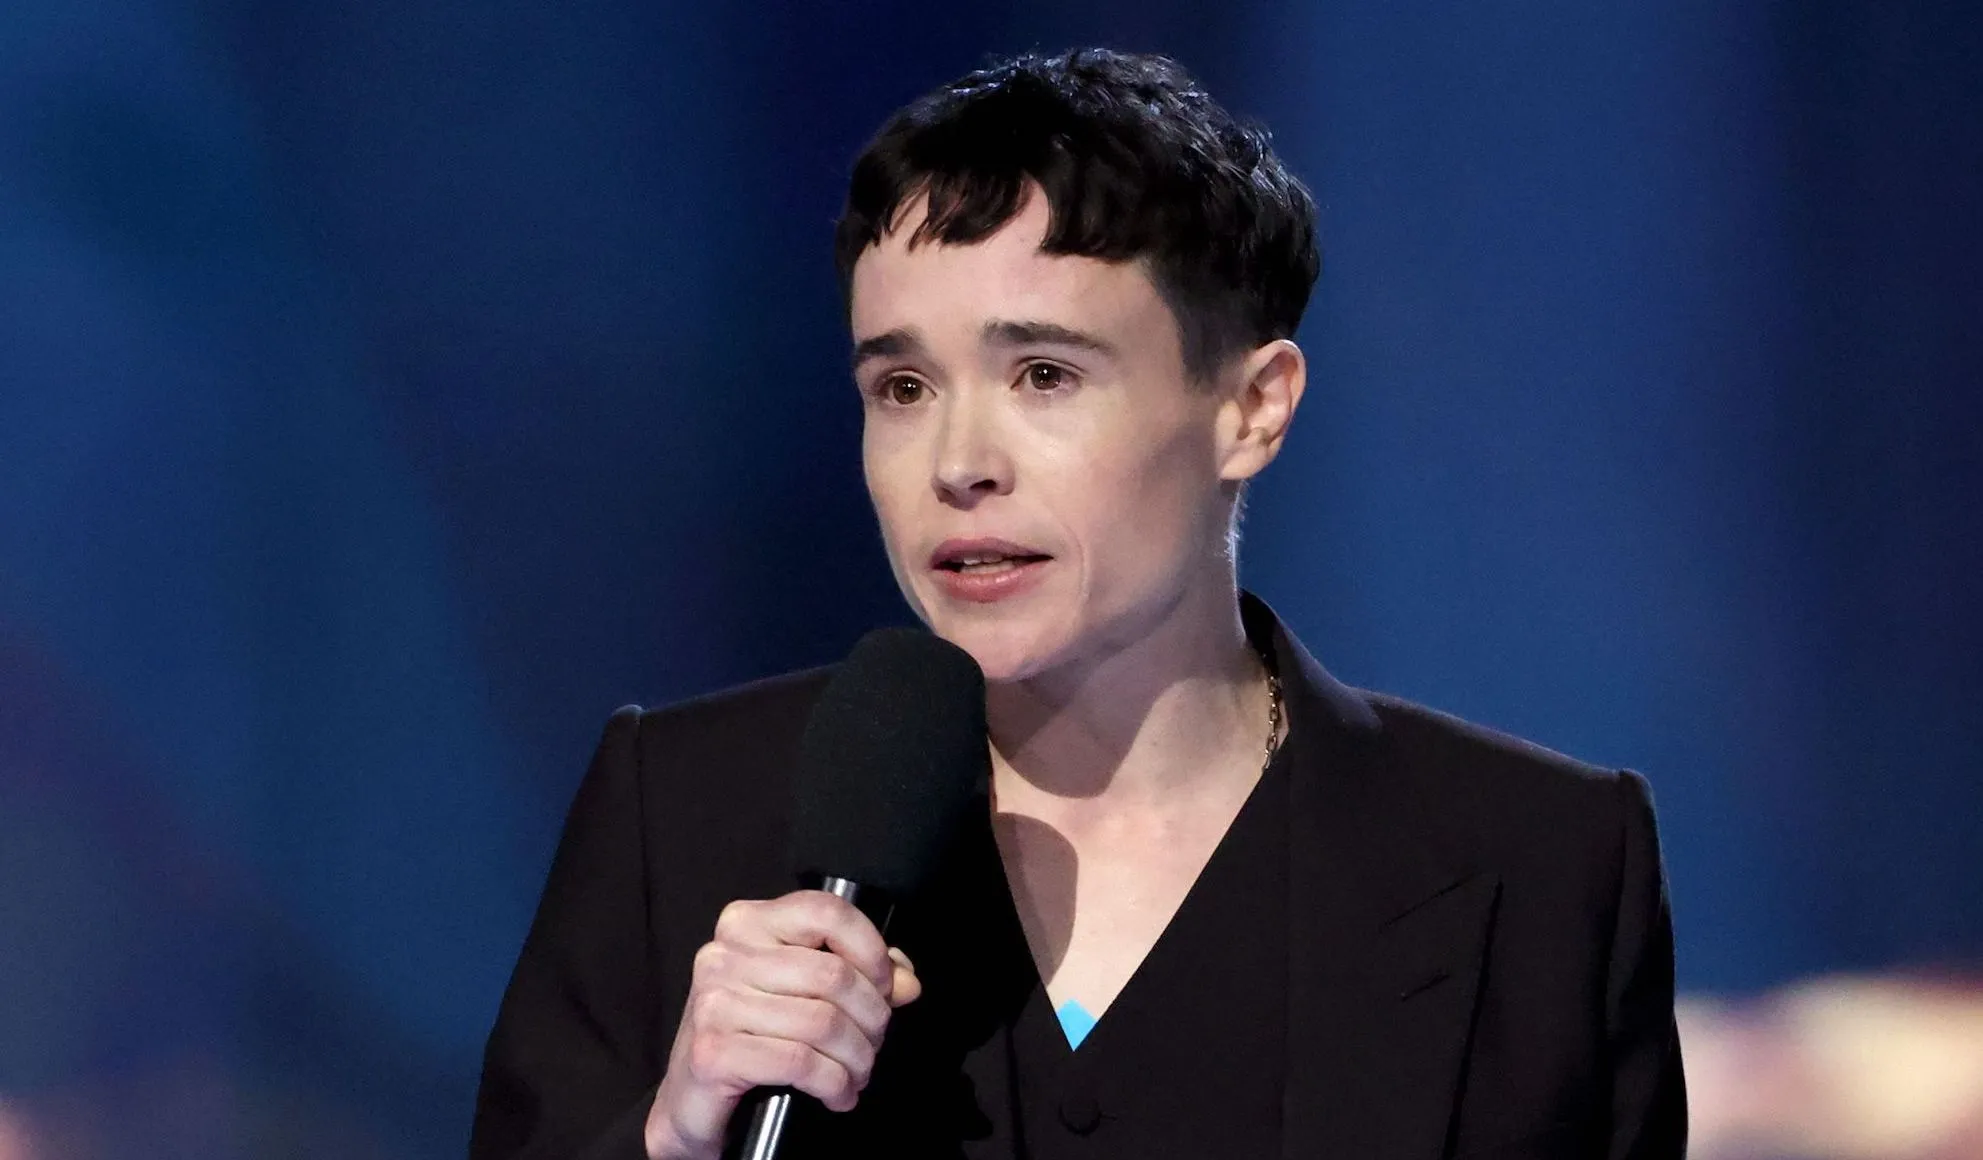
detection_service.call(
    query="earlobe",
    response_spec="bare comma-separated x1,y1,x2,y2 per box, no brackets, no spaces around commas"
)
1217,339,1306,482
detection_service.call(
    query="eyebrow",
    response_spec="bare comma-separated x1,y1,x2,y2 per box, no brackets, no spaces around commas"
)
982,319,1119,359
850,319,1119,371
851,328,924,371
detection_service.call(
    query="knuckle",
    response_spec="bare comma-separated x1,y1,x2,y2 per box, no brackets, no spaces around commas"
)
803,890,853,926
818,1056,857,1103
689,986,734,1029
714,899,756,936
847,1039,876,1085
687,1030,728,1078
817,955,856,994
691,940,728,977
772,1038,812,1079
782,894,824,933
801,1000,842,1043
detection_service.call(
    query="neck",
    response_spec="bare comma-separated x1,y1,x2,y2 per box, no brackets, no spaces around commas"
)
984,579,1273,816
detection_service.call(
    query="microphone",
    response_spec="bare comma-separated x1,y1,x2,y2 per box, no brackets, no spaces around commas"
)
727,627,989,1160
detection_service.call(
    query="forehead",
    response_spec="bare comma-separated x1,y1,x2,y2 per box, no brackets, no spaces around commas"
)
847,187,1168,344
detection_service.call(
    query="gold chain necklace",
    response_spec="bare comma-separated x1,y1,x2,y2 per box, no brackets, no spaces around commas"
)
1259,646,1284,772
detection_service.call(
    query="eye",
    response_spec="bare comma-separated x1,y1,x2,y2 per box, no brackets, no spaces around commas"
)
876,375,927,406
1021,362,1073,393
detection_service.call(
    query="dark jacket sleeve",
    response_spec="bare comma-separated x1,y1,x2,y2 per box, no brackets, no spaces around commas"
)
469,706,662,1160
1603,770,1688,1159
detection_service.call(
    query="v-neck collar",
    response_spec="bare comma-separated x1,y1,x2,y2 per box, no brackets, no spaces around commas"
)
1017,729,1294,1065
991,597,1300,1060
870,591,1501,1159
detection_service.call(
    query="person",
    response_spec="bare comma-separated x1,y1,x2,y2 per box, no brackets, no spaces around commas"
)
468,48,1686,1160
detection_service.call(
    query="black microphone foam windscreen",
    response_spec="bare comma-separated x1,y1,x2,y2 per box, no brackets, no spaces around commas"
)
789,627,989,897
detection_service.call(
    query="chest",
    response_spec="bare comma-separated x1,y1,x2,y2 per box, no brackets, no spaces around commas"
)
992,774,1263,1017
834,768,1295,1159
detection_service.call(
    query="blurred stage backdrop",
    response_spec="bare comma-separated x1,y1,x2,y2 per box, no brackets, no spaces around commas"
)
2,0,1980,1156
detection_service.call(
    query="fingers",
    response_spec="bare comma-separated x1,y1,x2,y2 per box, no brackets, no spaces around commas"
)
687,1028,862,1113
695,987,876,1098
700,942,893,1042
660,890,926,1133
717,892,894,997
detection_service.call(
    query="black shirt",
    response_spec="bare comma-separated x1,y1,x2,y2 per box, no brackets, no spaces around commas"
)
820,737,1291,1158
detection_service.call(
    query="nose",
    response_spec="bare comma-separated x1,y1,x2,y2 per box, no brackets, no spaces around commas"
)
932,388,1013,507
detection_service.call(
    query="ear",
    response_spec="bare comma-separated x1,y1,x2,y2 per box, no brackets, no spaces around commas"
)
1216,339,1306,483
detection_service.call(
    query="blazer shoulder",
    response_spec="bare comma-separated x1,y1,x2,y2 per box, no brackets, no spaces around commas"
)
1356,689,1652,866
634,662,837,738
616,663,837,805
1361,690,1616,783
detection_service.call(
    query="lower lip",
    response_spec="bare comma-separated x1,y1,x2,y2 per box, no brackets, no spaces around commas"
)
929,558,1051,603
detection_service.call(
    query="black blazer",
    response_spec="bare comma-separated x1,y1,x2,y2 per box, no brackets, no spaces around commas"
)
469,597,1686,1159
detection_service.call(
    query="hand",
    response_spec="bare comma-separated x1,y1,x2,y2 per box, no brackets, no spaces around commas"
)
642,890,922,1160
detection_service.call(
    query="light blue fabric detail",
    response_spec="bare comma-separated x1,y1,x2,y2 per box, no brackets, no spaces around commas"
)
1055,999,1099,1049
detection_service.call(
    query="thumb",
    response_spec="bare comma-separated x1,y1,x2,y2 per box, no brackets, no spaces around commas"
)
886,946,921,1007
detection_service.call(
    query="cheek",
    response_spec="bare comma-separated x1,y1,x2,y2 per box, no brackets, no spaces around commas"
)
1074,424,1218,566
863,432,928,589
861,433,905,537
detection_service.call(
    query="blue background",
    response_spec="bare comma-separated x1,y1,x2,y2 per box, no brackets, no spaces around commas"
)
2,0,1977,1155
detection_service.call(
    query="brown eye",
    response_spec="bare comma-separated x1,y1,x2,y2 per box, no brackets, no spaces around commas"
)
1024,363,1070,392
884,376,925,405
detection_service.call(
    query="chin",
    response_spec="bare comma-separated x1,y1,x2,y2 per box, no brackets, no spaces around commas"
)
920,604,1073,685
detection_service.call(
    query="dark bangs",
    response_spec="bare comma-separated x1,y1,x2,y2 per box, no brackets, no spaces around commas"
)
834,49,1320,381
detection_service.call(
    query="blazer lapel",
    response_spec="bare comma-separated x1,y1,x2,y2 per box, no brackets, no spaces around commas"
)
1244,595,1498,1160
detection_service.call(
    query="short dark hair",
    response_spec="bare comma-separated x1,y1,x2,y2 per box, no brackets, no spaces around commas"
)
834,48,1320,382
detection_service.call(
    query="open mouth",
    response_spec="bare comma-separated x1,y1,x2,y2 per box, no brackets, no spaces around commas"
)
936,553,1052,574
927,539,1053,602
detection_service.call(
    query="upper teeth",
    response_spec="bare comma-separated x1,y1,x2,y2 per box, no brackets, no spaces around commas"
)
957,554,1007,565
